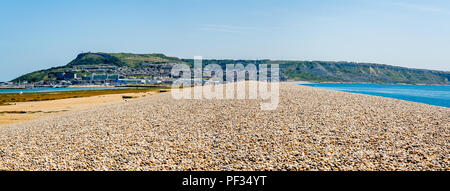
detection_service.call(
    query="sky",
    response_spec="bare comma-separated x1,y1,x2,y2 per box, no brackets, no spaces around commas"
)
1,0,450,82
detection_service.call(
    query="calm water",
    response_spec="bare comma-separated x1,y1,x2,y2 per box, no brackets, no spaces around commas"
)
303,84,450,108
0,87,131,94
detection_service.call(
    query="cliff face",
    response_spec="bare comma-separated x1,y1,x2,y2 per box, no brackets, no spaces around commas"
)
12,53,450,85
182,59,450,84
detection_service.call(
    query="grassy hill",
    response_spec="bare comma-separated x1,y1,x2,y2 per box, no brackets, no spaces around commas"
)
13,53,184,82
67,52,183,68
274,61,450,84
66,53,126,67
12,53,450,85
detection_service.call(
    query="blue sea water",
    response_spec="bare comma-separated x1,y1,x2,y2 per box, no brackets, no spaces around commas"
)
303,84,450,108
0,87,131,94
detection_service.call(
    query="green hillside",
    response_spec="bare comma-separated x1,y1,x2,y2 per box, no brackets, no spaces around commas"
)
67,52,183,68
12,53,450,85
181,59,450,84
13,53,184,82
274,61,450,84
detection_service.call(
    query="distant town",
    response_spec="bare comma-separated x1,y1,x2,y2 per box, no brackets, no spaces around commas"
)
0,63,179,89
0,62,284,89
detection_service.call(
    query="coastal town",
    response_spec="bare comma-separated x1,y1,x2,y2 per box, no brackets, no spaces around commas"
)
0,62,177,89
1,62,287,89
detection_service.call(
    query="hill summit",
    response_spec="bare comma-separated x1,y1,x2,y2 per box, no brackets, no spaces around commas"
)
67,52,183,68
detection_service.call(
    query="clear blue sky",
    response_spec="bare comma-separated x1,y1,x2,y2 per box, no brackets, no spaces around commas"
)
1,0,449,81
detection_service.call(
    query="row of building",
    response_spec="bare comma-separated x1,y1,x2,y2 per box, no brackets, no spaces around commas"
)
52,72,172,86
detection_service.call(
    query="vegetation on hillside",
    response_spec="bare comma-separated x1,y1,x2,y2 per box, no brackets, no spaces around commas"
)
13,53,185,82
67,53,126,67
273,61,450,84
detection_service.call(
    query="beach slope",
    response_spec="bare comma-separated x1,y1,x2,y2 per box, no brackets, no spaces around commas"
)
0,83,448,170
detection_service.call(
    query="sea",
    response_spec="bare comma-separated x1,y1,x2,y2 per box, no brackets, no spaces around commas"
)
303,84,450,108
0,87,132,94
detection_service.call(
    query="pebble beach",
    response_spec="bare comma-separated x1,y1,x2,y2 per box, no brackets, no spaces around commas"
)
0,82,448,171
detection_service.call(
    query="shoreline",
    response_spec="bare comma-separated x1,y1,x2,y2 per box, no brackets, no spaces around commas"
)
0,88,166,125
290,81,450,86
0,91,158,125
1,82,448,125
0,87,166,105
298,83,449,108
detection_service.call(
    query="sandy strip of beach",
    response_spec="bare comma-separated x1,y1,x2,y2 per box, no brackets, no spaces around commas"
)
0,92,156,125
0,82,448,171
